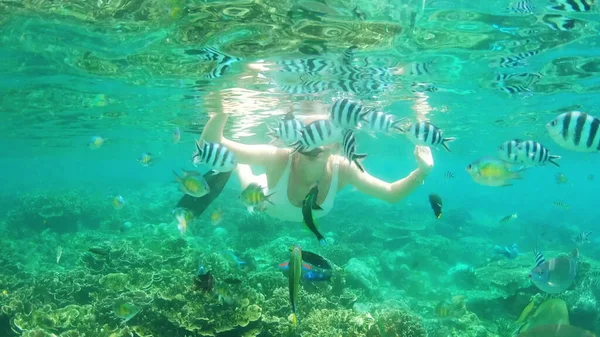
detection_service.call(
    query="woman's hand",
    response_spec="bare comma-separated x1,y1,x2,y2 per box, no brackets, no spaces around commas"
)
414,145,434,175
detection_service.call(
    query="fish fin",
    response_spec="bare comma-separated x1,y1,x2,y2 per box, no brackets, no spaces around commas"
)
441,137,457,152
549,155,561,167
352,153,367,172
391,119,405,133
292,313,298,325
318,238,327,246
290,141,302,154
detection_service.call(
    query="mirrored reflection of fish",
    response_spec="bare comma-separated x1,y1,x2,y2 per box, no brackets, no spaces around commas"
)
428,194,442,219
555,172,568,184
466,157,524,187
88,136,106,149
113,195,125,210
444,171,455,179
547,0,592,12
553,201,569,210
529,249,579,294
302,184,327,245
500,213,518,223
173,169,210,198
288,246,302,325
172,127,181,143
172,207,193,235
573,231,591,244
137,152,154,167
435,295,466,318
542,14,575,31
508,0,535,14
113,300,140,323
494,243,519,259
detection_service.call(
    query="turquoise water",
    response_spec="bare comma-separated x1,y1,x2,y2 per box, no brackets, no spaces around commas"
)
1,0,600,336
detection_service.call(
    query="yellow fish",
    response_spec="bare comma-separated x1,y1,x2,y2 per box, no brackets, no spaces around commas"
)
173,169,210,198
553,201,569,210
210,208,224,226
88,136,106,149
516,300,536,324
239,183,274,214
112,195,125,210
466,157,524,187
137,152,153,167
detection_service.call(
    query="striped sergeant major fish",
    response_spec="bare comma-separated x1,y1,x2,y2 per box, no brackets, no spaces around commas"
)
362,111,404,134
288,246,303,325
342,130,367,172
280,80,331,94
548,0,592,12
291,119,342,153
497,50,539,68
404,121,456,152
498,139,524,163
546,111,600,152
516,140,561,167
495,72,542,85
406,60,436,76
329,98,369,129
508,0,535,13
192,141,238,173
542,14,576,31
529,248,579,294
267,111,305,145
500,213,518,223
498,84,531,94
574,231,592,244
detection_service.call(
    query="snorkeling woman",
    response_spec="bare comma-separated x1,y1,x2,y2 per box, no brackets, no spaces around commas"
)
176,98,434,221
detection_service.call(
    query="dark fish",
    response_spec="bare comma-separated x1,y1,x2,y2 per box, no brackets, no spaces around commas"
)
428,194,442,219
301,185,327,245
518,324,595,337
89,247,111,256
223,278,242,285
353,6,366,20
194,271,215,292
292,119,342,153
500,213,518,223
300,249,332,269
444,171,455,179
330,98,369,129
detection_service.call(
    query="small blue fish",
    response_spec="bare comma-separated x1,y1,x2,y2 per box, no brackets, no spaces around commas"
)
278,261,331,281
197,264,207,276
494,243,519,259
221,250,247,269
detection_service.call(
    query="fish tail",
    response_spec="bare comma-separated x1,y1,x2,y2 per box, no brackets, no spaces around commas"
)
173,170,182,182
290,141,302,154
441,137,457,152
549,154,561,167
266,192,276,205
352,153,367,172
266,125,279,144
391,119,405,133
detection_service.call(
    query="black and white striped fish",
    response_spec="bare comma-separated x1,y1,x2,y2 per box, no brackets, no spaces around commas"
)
342,130,367,172
267,111,305,145
192,141,237,172
516,140,561,167
574,231,592,244
404,121,456,152
508,0,535,13
497,139,524,163
546,111,600,152
533,249,546,267
330,99,369,129
292,119,342,153
411,82,438,93
548,0,592,12
495,72,543,84
334,79,390,95
280,80,331,94
407,60,435,76
362,110,403,134
542,14,576,31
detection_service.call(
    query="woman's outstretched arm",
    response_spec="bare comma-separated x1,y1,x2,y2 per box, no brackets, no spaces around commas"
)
338,146,434,203
199,95,284,167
